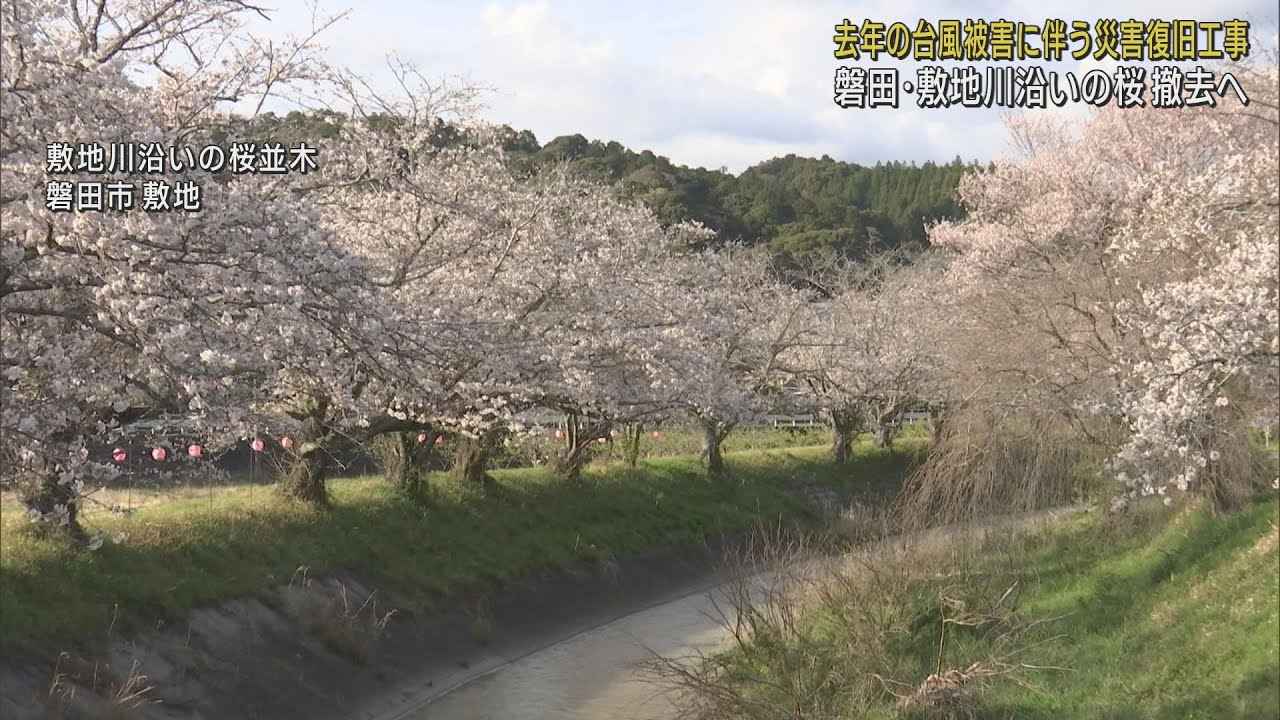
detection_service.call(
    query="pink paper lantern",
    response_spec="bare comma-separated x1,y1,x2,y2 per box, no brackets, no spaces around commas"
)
187,444,203,459
554,429,564,440
434,435,445,446
417,432,428,444
651,431,661,439
151,447,167,462
280,436,294,450
112,448,128,463
250,438,265,452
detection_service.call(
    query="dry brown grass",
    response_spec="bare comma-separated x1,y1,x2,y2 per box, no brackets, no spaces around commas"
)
643,515,1068,720
44,652,156,719
894,408,1099,532
283,568,397,665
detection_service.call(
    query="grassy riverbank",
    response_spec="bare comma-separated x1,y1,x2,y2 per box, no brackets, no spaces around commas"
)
0,442,919,654
666,495,1279,719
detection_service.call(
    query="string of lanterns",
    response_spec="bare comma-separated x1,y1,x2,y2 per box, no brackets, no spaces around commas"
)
111,437,284,464
545,428,665,442
103,426,675,466
109,431,454,465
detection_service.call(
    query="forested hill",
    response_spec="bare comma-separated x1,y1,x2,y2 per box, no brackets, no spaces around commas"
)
245,111,980,261
499,129,981,262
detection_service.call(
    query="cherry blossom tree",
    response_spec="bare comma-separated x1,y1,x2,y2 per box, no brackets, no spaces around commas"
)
311,74,730,485
1,0,384,531
928,62,1279,510
650,246,812,475
787,254,940,463
316,90,811,484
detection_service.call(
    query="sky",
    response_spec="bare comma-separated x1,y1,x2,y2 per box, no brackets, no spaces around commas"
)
251,1,1278,173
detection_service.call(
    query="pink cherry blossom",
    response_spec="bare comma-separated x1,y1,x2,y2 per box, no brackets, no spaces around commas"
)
928,65,1279,502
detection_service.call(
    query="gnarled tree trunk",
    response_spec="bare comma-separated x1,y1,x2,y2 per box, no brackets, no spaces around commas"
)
700,417,735,477
280,415,330,507
830,407,860,464
872,404,899,449
873,423,897,449
553,445,588,483
553,412,609,483
282,448,327,506
449,430,497,486
376,429,438,499
21,472,87,543
926,403,947,449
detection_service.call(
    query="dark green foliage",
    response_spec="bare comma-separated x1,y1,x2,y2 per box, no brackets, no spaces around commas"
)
499,132,975,261
464,121,976,257
223,109,975,262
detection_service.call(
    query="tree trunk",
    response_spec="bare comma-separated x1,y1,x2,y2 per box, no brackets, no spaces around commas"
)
282,449,328,506
384,431,412,485
925,401,949,449
553,445,588,483
873,423,896,449
623,424,643,468
831,409,859,464
280,416,330,507
1206,469,1244,514
449,433,494,486
553,411,607,482
700,418,733,477
21,473,87,543
377,430,435,499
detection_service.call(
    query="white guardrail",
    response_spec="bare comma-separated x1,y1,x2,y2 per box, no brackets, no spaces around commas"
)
515,411,932,430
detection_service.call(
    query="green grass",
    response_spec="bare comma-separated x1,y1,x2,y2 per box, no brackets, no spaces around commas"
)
0,442,919,655
684,495,1280,719
977,498,1280,719
492,424,836,467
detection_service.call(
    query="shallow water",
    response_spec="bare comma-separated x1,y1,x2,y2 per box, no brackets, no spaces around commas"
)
407,587,732,720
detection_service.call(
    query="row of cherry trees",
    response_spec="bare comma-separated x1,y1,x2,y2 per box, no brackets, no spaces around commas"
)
3,2,1276,544
1,1,878,541
2,1,391,534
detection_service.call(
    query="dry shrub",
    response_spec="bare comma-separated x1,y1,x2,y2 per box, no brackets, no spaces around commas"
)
642,525,842,719
895,408,1098,532
884,577,1069,719
644,520,1066,720
1193,392,1276,512
45,652,156,719
284,569,397,665
832,499,894,544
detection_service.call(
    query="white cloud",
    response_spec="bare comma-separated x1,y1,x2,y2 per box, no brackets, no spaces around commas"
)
252,0,1280,172
481,1,614,67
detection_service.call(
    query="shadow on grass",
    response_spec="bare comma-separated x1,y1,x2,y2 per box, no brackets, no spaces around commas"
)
0,443,921,654
973,692,1255,720
1004,502,1270,635
963,499,1280,720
